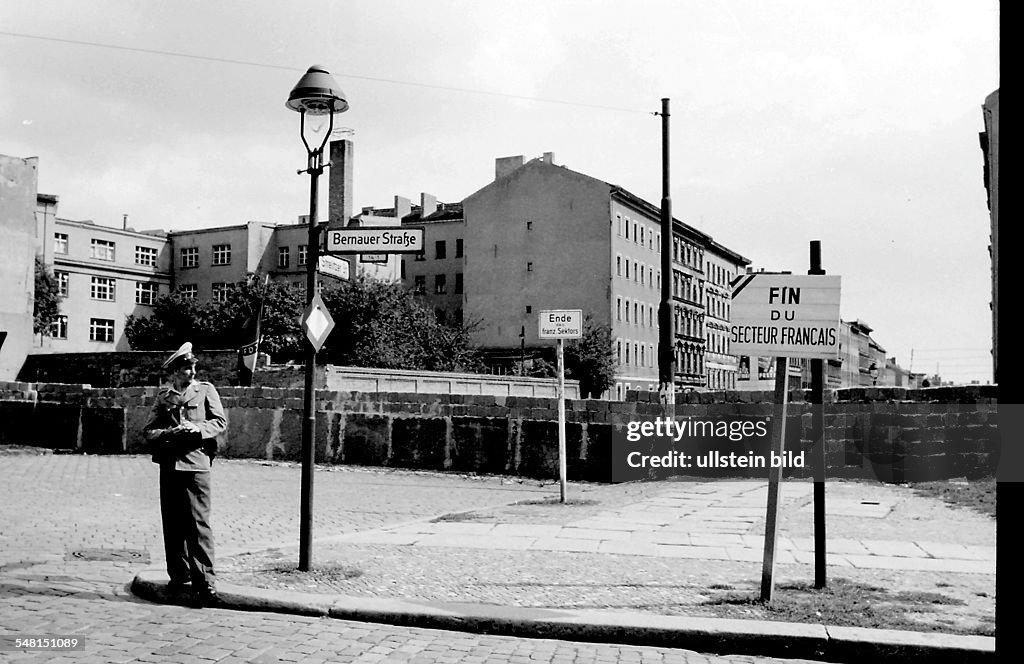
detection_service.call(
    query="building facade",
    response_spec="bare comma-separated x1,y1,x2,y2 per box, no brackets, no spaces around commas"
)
0,155,39,379
461,153,750,398
980,89,998,382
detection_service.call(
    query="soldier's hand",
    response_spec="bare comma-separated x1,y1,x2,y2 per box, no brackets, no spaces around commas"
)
144,428,165,441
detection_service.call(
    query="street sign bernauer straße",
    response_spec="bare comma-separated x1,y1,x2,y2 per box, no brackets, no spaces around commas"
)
326,227,424,254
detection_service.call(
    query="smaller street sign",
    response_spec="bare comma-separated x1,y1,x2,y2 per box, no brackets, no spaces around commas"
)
326,227,424,254
301,292,336,352
317,255,350,280
360,254,388,264
538,309,583,339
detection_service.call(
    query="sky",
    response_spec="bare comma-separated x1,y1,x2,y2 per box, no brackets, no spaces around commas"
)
0,1,999,384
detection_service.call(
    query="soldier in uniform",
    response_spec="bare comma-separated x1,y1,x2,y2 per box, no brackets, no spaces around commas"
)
144,342,227,607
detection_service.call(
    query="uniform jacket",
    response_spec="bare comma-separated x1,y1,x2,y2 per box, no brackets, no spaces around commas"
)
144,380,227,472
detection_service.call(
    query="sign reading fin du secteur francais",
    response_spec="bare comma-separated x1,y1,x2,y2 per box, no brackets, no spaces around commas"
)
729,273,841,359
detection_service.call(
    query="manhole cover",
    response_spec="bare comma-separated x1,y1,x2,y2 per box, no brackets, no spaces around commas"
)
65,548,150,563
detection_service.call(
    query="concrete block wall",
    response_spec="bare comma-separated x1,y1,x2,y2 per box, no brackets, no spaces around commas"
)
0,382,1000,483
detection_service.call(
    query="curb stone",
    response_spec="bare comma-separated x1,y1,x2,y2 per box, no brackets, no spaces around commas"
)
130,569,995,663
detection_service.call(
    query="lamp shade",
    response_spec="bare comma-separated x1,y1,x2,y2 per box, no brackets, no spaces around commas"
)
286,65,348,115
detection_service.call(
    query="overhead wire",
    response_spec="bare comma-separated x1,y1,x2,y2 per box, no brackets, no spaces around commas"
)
0,30,651,116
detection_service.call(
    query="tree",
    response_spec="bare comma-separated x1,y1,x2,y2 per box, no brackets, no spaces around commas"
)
125,274,483,373
318,275,483,372
563,316,617,398
33,256,62,335
124,276,305,356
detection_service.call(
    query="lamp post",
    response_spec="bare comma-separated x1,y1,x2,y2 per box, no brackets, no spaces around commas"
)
286,65,348,571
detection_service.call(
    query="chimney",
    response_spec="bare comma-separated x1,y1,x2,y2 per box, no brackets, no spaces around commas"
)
394,196,412,220
329,139,354,227
122,214,128,230
495,155,524,181
541,152,555,164
420,193,438,218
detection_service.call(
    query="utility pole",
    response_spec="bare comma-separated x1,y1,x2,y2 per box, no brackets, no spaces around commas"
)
656,98,676,405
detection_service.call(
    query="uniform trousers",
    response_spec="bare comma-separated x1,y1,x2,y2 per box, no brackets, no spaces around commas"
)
159,466,215,590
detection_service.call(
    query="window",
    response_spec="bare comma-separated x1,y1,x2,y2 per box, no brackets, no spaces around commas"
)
278,247,290,268
135,246,158,267
89,318,115,342
414,275,426,294
212,282,229,303
55,271,69,297
400,259,406,279
91,239,115,261
527,262,533,271
625,261,630,279
179,284,198,298
51,315,68,339
54,233,68,255
136,282,158,305
617,340,622,363
435,240,447,259
297,245,309,266
455,239,464,258
434,274,447,294
625,299,630,323
617,297,621,321
526,221,533,230
212,244,231,266
180,247,199,268
454,272,463,294
90,276,115,301
616,255,621,276
526,305,532,314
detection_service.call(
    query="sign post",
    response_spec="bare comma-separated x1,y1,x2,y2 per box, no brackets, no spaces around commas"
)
538,309,583,503
730,271,840,602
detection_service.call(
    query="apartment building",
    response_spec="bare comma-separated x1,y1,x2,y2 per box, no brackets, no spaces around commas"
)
462,153,750,398
36,211,172,353
0,155,38,379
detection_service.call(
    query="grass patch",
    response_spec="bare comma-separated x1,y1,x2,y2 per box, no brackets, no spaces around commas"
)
431,511,491,522
260,564,364,580
515,497,601,507
702,578,985,636
909,478,995,518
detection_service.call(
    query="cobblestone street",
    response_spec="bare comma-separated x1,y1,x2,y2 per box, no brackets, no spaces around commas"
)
1,453,839,663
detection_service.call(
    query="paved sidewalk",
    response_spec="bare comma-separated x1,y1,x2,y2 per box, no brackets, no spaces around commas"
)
200,470,995,661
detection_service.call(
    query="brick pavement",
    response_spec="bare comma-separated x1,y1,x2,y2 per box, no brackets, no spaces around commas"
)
217,476,995,637
1,452,832,663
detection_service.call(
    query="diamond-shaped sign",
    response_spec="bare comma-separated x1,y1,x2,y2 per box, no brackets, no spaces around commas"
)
301,292,336,352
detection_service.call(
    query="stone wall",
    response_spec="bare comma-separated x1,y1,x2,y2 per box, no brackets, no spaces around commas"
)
0,381,1000,483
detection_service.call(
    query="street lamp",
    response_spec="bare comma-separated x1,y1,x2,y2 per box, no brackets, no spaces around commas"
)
287,65,348,571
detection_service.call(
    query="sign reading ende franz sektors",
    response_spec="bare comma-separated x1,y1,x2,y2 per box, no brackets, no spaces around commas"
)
538,309,583,339
326,227,424,254
729,273,841,359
